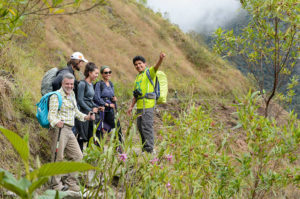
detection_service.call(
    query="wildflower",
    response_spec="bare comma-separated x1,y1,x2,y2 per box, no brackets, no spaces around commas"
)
211,121,216,127
166,182,171,192
119,153,127,162
150,157,159,165
166,154,173,162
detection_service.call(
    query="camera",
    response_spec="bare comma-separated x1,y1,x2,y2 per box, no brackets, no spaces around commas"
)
133,89,142,99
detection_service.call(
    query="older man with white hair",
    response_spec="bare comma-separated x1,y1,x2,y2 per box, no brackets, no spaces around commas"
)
48,73,95,192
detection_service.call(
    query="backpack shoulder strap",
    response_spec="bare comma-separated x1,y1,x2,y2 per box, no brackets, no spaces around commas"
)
96,80,113,93
83,80,89,94
78,79,89,94
94,81,98,90
53,91,63,110
100,80,105,92
47,91,63,110
109,80,113,88
146,69,155,88
55,67,65,77
79,79,86,85
93,80,102,91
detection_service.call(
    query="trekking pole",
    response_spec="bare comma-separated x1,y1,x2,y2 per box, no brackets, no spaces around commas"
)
91,112,96,144
54,120,64,162
113,101,124,147
93,110,103,146
101,110,104,130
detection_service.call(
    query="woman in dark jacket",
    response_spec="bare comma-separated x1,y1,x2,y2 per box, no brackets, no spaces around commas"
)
76,62,99,151
93,66,123,152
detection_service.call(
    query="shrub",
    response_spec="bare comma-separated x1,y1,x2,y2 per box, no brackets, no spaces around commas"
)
82,91,299,198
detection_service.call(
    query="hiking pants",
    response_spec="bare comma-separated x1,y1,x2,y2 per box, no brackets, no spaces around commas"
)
137,108,154,153
95,120,123,147
77,119,94,151
49,126,83,190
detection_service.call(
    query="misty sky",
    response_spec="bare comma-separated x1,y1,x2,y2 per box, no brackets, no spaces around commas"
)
147,0,243,34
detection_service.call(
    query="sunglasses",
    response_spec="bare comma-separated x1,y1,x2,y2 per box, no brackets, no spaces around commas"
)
103,71,112,74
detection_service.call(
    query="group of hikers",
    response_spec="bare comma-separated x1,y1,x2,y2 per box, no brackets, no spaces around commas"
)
43,51,166,192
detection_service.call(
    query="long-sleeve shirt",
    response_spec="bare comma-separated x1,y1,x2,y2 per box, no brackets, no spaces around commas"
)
48,88,86,127
93,80,115,106
77,80,96,113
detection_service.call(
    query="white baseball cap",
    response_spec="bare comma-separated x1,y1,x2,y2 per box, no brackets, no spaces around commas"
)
70,52,88,63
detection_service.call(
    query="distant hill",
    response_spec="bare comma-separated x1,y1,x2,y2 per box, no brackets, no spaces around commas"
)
199,12,300,118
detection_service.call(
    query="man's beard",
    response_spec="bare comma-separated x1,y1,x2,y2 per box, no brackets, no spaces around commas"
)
74,64,80,71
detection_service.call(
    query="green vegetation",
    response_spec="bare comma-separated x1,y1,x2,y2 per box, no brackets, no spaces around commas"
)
214,0,299,117
0,126,97,199
77,91,299,198
0,0,107,46
1,89,298,197
0,0,298,198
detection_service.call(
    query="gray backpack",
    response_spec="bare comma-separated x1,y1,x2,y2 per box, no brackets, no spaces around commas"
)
41,68,59,96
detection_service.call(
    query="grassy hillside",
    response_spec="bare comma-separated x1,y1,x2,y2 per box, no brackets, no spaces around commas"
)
0,0,247,175
0,1,299,198
0,0,277,192
0,0,248,131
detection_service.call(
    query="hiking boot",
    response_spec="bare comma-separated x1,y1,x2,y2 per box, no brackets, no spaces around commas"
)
142,148,156,154
61,185,69,191
68,184,80,192
112,176,120,187
53,185,68,191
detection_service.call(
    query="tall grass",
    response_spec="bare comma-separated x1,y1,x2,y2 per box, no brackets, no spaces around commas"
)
80,91,299,198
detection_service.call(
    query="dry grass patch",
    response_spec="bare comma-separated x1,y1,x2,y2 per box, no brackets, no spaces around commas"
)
0,77,15,124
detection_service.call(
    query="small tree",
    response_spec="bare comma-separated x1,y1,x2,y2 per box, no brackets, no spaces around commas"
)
214,0,299,117
0,0,107,46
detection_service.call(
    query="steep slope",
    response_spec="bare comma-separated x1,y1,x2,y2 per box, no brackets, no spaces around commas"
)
44,0,248,93
0,0,248,170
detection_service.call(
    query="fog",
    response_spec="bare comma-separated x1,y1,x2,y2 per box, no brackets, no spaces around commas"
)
147,0,243,34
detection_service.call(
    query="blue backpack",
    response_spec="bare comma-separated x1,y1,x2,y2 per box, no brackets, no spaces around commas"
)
36,91,63,128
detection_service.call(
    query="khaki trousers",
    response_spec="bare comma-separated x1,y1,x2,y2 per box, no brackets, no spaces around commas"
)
49,125,83,190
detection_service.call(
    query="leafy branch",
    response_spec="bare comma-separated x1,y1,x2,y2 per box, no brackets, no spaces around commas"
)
213,0,299,117
0,126,98,199
0,0,107,46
